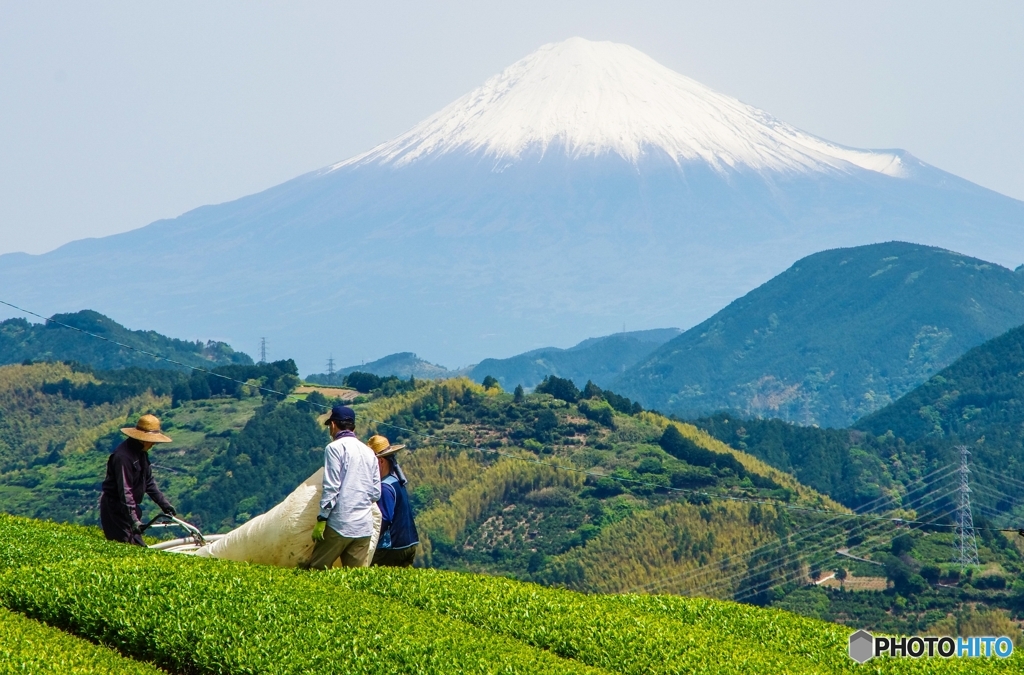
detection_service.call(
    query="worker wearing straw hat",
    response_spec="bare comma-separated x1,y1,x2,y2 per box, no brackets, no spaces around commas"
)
99,414,176,545
367,434,420,567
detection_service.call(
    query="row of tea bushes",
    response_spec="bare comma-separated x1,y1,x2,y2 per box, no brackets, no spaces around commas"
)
0,607,164,674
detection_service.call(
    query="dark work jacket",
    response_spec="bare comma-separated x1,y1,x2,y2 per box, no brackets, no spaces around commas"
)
377,474,419,550
100,439,172,522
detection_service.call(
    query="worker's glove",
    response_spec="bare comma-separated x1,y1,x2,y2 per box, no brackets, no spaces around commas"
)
312,520,327,542
162,505,176,516
131,518,143,535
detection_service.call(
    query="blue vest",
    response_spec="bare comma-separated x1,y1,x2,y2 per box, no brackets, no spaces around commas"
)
380,475,419,550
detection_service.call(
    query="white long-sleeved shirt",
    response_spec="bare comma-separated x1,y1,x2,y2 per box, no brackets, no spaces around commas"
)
318,431,381,538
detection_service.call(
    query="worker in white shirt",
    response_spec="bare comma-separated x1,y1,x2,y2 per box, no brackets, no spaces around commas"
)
307,405,381,569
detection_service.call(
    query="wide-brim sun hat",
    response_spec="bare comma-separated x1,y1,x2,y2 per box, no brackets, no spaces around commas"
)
121,414,172,444
367,434,405,458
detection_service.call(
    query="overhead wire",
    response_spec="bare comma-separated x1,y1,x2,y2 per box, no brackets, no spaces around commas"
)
629,466,958,594
727,473,1024,603
686,486,960,600
730,503,963,605
631,464,957,588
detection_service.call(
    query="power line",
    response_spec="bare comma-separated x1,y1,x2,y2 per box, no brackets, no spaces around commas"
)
629,467,959,595
725,489,963,603
684,487,960,601
731,503,962,605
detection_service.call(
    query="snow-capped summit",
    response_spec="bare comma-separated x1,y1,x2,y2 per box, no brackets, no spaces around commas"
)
337,37,907,177
1,38,1022,373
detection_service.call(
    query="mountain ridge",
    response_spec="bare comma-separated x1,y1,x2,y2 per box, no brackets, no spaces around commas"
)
2,40,1023,372
471,328,681,391
614,242,1024,427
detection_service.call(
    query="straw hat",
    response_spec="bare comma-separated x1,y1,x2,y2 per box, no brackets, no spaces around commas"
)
121,414,172,444
367,434,405,458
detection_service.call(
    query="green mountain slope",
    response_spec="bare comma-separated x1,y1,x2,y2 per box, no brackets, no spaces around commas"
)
0,309,252,370
471,328,681,391
853,321,1024,510
615,242,1024,428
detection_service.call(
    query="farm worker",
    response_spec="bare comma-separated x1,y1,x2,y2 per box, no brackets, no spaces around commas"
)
308,405,381,569
367,435,420,567
98,414,176,546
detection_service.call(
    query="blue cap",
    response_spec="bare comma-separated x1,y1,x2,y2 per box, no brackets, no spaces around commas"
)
325,405,355,425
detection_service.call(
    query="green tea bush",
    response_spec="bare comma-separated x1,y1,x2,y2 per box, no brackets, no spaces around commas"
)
337,567,800,674
0,559,598,675
337,567,1023,675
0,607,164,674
1,515,1020,674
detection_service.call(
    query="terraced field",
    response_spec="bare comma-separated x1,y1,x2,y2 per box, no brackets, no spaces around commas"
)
0,514,1019,674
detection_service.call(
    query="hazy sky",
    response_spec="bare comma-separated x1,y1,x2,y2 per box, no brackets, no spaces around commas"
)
2,1,1022,256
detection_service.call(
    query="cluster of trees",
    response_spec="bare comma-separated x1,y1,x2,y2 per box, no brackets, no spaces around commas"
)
40,359,303,410
343,371,417,396
534,375,644,414
171,360,300,406
658,425,778,491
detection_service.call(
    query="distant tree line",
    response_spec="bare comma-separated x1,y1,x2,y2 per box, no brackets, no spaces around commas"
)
342,371,417,396
39,360,300,408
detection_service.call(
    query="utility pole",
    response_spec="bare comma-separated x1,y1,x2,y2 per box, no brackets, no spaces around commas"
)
953,445,980,569
327,355,335,383
259,337,267,365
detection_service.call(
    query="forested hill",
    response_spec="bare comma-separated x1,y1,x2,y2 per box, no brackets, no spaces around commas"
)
614,242,1024,428
695,319,1024,549
854,322,1024,492
0,310,252,370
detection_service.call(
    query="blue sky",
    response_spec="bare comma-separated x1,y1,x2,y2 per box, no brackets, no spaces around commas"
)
1,1,1021,255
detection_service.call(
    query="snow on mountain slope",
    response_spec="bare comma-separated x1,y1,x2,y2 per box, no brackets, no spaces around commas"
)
335,37,907,177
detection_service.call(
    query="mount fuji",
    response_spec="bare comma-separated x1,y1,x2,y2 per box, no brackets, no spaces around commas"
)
2,37,1023,372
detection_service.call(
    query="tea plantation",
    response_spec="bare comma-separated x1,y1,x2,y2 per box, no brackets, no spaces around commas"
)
0,515,1020,674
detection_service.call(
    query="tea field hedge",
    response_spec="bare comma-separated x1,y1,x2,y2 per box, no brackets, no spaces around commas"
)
334,566,1021,675
0,606,165,674
0,514,1020,674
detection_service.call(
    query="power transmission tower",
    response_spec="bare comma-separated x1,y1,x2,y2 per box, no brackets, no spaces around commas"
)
327,356,335,383
259,337,267,364
953,445,980,569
